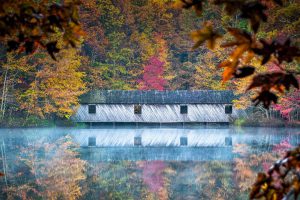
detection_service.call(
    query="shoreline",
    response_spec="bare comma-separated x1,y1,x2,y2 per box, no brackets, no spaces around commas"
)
1,121,300,129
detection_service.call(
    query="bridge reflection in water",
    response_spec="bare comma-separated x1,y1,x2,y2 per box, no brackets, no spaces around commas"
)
0,127,299,162
0,127,300,200
69,127,300,162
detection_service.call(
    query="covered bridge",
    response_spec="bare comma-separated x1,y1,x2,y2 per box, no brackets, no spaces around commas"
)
72,90,239,124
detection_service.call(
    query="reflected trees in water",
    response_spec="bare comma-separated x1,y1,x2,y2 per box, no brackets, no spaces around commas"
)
0,134,296,200
4,135,86,200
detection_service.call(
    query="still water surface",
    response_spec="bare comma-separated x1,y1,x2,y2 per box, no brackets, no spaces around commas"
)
0,127,299,199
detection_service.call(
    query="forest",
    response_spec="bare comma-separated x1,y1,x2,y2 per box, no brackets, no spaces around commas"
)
0,1,299,200
0,0,298,126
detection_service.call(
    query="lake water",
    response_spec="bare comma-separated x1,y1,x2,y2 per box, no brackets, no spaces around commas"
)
0,127,299,199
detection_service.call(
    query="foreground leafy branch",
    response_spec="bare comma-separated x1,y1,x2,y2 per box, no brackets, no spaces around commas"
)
177,0,300,108
0,0,84,60
250,145,300,199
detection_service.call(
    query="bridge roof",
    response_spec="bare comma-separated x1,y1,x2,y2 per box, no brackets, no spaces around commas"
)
80,90,235,104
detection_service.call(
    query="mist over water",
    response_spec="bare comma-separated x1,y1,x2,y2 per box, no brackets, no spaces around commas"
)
0,127,299,199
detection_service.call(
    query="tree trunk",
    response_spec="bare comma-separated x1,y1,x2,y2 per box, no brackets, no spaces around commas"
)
0,68,8,118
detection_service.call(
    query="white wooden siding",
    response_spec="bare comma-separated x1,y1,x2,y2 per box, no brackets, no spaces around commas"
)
72,104,239,123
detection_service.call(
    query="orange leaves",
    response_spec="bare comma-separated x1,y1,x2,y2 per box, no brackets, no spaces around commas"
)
180,0,300,109
190,22,222,50
219,28,255,81
207,27,298,109
221,64,237,82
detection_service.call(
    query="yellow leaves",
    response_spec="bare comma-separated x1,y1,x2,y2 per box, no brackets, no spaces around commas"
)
191,22,222,50
18,49,86,118
261,182,268,191
34,136,86,200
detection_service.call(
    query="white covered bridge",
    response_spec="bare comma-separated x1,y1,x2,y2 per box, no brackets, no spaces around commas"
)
72,90,240,124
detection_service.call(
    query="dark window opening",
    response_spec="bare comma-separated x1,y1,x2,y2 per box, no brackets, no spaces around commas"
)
134,105,142,114
225,137,232,146
180,105,188,114
225,105,232,114
134,137,142,146
88,105,96,114
88,137,96,146
180,137,188,146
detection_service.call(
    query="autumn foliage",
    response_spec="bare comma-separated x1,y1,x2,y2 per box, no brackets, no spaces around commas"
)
139,56,167,91
0,0,84,60
177,0,300,108
251,145,300,199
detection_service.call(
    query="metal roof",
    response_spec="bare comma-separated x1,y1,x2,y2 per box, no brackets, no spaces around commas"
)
79,90,235,104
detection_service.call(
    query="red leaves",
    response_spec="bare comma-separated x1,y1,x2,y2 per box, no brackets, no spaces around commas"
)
138,56,167,91
217,29,299,109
